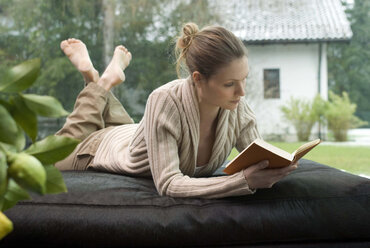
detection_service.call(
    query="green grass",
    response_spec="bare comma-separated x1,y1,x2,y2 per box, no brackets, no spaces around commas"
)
227,142,370,178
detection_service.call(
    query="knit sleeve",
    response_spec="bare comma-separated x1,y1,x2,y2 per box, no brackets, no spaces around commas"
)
144,90,255,199
235,98,262,152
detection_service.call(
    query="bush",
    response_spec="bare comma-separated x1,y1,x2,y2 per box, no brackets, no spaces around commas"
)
0,59,79,239
325,91,368,141
281,95,325,141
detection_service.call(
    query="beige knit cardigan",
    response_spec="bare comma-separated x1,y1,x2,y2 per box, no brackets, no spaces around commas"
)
92,77,261,199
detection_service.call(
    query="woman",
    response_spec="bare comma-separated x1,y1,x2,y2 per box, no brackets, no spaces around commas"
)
56,23,297,199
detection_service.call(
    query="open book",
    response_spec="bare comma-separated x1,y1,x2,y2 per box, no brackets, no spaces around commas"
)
223,138,321,175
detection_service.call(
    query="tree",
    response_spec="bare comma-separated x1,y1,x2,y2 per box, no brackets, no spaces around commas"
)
0,0,220,123
327,0,370,127
0,0,105,111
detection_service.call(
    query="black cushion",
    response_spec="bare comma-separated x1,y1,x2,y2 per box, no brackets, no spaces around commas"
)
2,159,370,247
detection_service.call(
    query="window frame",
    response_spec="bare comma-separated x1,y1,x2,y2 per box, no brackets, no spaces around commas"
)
263,68,280,99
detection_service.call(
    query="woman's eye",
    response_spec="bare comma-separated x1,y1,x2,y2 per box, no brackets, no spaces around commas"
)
225,82,234,87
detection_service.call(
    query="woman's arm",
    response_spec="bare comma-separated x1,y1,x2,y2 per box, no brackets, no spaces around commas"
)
144,90,255,198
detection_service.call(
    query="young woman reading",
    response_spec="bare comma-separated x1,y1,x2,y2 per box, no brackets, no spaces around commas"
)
55,23,297,199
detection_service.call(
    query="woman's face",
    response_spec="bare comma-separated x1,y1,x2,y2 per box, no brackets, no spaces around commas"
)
196,56,249,110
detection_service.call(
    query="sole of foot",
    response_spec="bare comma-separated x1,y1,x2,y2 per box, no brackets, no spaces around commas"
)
60,38,99,83
97,45,132,91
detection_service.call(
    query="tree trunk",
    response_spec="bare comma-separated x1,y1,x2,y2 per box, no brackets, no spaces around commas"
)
102,0,118,96
103,0,115,68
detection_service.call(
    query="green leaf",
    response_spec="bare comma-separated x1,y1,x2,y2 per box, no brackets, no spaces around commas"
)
0,150,7,197
7,153,46,195
9,95,38,142
25,135,80,165
0,104,19,146
13,124,26,152
0,142,17,154
0,58,40,93
1,179,30,212
21,94,69,117
0,211,13,240
44,165,67,194
0,99,12,111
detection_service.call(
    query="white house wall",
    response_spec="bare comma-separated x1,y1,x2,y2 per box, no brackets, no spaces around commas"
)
245,43,328,141
319,43,328,101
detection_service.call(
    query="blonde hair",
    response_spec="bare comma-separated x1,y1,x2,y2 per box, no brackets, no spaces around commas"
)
175,22,247,79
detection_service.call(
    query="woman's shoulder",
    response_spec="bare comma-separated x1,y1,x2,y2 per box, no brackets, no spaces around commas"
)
145,78,189,110
150,78,187,95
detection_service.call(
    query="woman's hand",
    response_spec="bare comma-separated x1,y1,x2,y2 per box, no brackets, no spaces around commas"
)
243,160,298,189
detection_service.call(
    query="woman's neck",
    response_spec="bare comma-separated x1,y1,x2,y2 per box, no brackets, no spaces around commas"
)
198,102,220,128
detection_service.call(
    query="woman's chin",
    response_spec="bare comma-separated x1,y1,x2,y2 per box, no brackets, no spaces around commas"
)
224,103,239,110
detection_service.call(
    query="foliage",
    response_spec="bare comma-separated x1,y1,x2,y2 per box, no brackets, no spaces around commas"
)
0,59,80,239
0,0,104,111
281,92,367,142
325,91,367,141
0,0,220,123
328,0,370,126
281,95,325,141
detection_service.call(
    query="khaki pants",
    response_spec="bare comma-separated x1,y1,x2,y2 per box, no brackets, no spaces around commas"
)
55,83,133,171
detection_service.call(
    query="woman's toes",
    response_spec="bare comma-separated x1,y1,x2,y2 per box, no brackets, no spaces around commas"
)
60,40,68,50
60,40,73,55
117,45,128,53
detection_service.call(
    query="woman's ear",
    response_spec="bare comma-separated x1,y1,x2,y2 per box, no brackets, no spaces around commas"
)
192,71,204,86
192,71,204,103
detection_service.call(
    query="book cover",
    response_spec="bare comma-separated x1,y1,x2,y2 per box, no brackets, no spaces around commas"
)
223,138,321,175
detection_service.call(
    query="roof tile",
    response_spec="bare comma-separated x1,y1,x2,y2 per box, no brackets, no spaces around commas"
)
215,0,353,43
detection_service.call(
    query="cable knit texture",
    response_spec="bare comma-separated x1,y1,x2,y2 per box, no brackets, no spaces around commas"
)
93,77,261,198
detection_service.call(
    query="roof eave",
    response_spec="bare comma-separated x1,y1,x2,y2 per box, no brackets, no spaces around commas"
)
243,37,352,45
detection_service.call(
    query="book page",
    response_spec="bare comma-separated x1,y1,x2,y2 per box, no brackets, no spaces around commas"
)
223,138,294,174
292,139,321,161
254,139,293,161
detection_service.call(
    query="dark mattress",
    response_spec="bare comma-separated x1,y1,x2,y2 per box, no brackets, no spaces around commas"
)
2,159,370,247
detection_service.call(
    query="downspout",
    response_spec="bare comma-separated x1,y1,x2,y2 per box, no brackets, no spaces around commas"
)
317,43,322,139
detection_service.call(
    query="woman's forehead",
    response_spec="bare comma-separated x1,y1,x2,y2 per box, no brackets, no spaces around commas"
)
215,57,249,81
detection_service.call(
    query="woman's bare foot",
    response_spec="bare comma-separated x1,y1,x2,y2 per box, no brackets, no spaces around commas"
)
60,38,99,84
97,45,132,91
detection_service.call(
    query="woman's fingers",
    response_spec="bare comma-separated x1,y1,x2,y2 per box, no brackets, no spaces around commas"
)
270,163,298,181
275,163,298,174
243,160,269,177
243,160,299,189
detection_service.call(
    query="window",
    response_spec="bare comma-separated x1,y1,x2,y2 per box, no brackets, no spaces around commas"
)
263,69,280,99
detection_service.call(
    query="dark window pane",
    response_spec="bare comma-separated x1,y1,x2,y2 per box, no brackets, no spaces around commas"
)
264,69,280,99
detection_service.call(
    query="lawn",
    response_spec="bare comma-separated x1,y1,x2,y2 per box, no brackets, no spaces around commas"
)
227,142,370,178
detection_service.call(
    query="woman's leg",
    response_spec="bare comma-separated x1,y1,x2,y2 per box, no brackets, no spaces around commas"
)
55,82,111,141
56,39,133,141
96,44,135,127
55,41,134,171
104,92,134,127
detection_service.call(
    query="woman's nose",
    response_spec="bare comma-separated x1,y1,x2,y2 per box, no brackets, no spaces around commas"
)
236,82,245,96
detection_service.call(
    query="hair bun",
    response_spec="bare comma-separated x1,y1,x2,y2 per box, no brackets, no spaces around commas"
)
178,22,199,49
